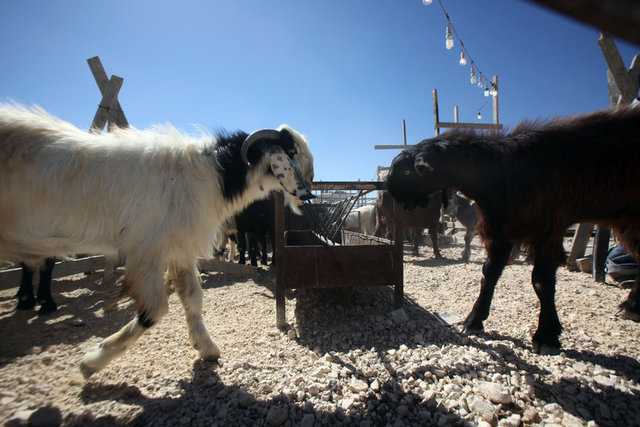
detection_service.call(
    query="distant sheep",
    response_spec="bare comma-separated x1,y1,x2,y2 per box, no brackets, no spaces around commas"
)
0,104,314,377
387,106,640,354
342,205,377,236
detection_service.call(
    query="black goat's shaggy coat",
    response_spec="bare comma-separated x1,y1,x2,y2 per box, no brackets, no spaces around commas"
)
386,106,640,353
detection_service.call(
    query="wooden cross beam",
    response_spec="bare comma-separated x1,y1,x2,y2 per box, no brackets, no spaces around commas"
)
87,56,129,132
598,33,640,105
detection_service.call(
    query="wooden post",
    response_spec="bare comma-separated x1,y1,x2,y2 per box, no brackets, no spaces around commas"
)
376,83,502,150
597,32,638,105
402,119,407,145
433,89,440,136
566,223,594,271
492,75,500,131
454,106,459,123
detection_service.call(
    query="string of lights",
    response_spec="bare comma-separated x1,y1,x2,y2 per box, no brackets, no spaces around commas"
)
422,0,498,107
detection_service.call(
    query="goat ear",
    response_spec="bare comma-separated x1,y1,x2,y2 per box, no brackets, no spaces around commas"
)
267,146,315,201
414,155,434,176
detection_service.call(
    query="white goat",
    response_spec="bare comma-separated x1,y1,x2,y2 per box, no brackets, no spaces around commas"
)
0,103,314,378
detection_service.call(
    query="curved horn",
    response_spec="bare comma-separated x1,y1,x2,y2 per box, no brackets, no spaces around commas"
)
241,129,281,166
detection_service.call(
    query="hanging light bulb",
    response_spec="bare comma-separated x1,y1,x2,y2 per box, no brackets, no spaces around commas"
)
422,0,433,5
459,52,467,66
445,26,454,50
484,84,490,97
490,83,498,96
470,67,477,84
477,111,482,120
477,75,483,87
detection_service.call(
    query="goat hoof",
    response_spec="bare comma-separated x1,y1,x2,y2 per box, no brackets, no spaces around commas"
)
461,323,483,335
615,308,640,322
38,301,58,315
532,342,560,355
197,340,221,362
16,298,36,311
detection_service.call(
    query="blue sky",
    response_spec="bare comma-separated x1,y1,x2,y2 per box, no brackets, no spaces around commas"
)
1,1,637,181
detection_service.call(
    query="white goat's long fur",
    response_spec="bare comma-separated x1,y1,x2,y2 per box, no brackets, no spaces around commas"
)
0,103,314,377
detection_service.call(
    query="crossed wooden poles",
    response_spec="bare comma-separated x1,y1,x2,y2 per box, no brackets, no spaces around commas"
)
87,56,128,132
87,56,128,284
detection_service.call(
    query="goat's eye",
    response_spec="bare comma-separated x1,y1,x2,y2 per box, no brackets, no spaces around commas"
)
403,170,411,176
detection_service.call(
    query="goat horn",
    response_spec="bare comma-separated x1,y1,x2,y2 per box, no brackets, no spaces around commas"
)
241,129,281,166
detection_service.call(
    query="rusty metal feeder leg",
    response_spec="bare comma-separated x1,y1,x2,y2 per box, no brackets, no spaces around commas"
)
393,199,404,308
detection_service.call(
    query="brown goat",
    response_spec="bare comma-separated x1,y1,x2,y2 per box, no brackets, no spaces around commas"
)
386,106,640,354
375,189,443,258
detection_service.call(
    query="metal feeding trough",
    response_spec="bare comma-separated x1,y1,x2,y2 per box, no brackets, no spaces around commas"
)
274,182,404,329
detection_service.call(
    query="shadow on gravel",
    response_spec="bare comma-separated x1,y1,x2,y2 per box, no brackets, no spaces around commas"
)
78,359,472,426
289,285,640,426
200,268,275,292
0,271,133,367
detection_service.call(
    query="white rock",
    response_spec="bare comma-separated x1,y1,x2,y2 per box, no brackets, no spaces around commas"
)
477,381,513,404
339,397,355,410
562,412,586,427
469,396,497,423
349,378,369,393
543,403,564,418
497,413,521,427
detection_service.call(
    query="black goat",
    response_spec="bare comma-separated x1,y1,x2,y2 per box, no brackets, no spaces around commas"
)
387,107,640,354
235,195,275,266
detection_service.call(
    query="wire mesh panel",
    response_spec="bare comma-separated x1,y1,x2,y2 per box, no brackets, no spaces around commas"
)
297,190,368,243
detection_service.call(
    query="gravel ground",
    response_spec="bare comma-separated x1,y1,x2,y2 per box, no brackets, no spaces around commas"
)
1,238,640,427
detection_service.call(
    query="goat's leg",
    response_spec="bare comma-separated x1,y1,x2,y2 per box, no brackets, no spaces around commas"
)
37,257,57,314
259,234,268,266
237,233,247,264
248,233,259,267
168,263,220,361
80,261,168,378
412,228,420,256
228,238,237,262
530,254,562,354
429,225,442,259
463,240,512,333
462,229,473,261
16,263,36,310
